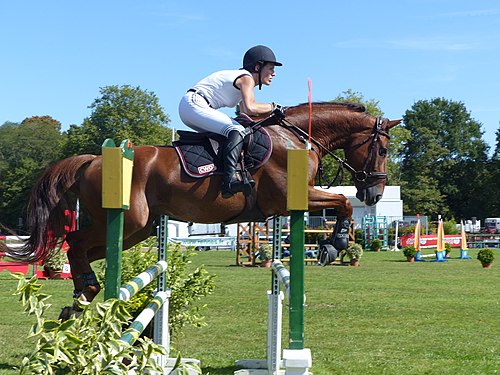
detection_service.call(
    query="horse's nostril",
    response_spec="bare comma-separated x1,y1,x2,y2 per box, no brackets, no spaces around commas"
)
356,191,366,202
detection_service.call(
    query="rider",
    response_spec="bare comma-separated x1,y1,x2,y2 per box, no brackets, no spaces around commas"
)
179,45,283,199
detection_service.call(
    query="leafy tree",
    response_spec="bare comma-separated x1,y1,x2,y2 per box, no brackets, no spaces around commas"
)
21,115,62,132
0,117,65,230
334,89,383,117
0,122,18,174
482,125,500,215
400,98,489,219
63,85,172,156
494,124,500,161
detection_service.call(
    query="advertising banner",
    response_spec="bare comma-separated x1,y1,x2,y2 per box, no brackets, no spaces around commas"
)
401,234,462,248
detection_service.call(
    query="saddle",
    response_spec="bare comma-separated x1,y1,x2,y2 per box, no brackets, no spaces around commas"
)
173,116,273,179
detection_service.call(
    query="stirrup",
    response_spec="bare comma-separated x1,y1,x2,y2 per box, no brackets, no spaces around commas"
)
222,178,253,199
242,170,255,188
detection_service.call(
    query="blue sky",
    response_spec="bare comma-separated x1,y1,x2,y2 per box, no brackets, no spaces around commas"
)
1,0,499,152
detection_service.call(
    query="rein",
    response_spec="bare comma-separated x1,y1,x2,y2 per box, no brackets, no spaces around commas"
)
277,116,390,188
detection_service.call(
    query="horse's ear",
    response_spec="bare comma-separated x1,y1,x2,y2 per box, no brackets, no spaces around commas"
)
387,119,402,129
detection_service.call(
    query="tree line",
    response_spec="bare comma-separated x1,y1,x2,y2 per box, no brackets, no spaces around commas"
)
0,85,498,232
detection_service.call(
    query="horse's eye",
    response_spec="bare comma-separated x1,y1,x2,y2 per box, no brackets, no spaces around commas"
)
379,148,387,157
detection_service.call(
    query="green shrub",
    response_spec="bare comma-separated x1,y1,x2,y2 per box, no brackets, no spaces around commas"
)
354,228,365,248
12,273,203,374
444,242,452,254
345,243,363,260
110,238,158,317
402,246,417,257
97,239,216,338
370,239,383,251
477,248,495,264
257,243,272,261
443,219,459,234
166,245,217,336
42,248,68,271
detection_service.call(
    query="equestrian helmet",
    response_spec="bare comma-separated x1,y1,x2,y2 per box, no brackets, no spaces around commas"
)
243,45,282,72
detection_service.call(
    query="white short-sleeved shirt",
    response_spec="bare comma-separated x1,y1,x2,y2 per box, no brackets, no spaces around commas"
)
191,69,252,109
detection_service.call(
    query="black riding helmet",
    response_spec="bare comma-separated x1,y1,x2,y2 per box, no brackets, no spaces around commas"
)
242,45,282,89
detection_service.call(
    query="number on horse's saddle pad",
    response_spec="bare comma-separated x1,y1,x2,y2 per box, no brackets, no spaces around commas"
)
173,127,272,178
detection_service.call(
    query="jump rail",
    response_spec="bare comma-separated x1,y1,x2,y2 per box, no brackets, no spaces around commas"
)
120,260,168,301
119,291,170,345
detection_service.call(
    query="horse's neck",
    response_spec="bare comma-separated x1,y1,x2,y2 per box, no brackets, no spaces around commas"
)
289,110,365,155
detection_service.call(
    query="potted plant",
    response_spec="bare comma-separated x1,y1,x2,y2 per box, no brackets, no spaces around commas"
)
42,249,68,279
345,243,363,266
477,248,494,268
444,242,452,258
370,239,383,252
402,245,417,263
258,243,273,267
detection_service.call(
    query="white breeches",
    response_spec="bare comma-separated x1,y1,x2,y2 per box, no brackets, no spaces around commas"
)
179,92,245,137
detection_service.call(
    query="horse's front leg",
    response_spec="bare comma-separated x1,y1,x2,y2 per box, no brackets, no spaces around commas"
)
307,187,353,251
307,187,353,218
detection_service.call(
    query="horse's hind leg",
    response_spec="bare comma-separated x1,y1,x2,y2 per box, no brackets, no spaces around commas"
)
59,219,157,320
58,226,106,320
85,219,157,264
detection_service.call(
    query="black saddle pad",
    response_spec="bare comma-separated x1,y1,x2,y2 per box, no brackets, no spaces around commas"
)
173,127,272,178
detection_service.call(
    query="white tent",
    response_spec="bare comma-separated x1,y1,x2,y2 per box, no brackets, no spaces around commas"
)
312,186,403,227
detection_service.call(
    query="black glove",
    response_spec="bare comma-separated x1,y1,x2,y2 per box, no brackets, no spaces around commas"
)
271,102,285,119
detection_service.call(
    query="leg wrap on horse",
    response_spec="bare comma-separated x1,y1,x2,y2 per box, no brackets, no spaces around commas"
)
62,272,102,321
332,217,351,250
74,272,101,304
73,290,84,299
81,271,99,287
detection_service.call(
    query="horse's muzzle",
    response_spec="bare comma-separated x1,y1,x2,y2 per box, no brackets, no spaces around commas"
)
356,187,383,206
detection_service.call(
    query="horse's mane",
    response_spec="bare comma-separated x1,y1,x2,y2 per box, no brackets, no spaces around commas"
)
282,101,370,150
290,101,366,113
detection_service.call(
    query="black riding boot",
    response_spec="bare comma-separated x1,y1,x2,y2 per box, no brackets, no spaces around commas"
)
221,130,253,199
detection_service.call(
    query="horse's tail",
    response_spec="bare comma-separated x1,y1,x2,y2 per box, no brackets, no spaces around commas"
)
4,154,97,263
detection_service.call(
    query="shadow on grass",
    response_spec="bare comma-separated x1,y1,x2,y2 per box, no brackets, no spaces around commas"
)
0,362,16,370
0,354,25,372
203,365,239,374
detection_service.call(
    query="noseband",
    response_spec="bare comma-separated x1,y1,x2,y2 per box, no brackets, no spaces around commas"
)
279,116,391,188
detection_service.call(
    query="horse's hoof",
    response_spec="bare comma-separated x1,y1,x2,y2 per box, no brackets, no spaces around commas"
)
58,306,74,321
58,306,82,321
83,284,101,298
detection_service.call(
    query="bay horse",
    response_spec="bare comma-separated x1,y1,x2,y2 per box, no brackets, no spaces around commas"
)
6,102,400,316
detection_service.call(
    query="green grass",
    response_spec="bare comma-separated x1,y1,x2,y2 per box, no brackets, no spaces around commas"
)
0,249,498,374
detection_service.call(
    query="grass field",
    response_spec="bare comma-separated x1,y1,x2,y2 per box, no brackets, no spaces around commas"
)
0,249,498,374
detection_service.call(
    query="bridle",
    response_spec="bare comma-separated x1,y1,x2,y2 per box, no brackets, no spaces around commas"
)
277,116,391,188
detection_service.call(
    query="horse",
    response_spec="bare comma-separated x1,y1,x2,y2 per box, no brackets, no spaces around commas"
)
5,102,400,317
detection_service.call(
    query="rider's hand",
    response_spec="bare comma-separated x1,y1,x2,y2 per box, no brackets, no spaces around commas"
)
271,102,285,119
